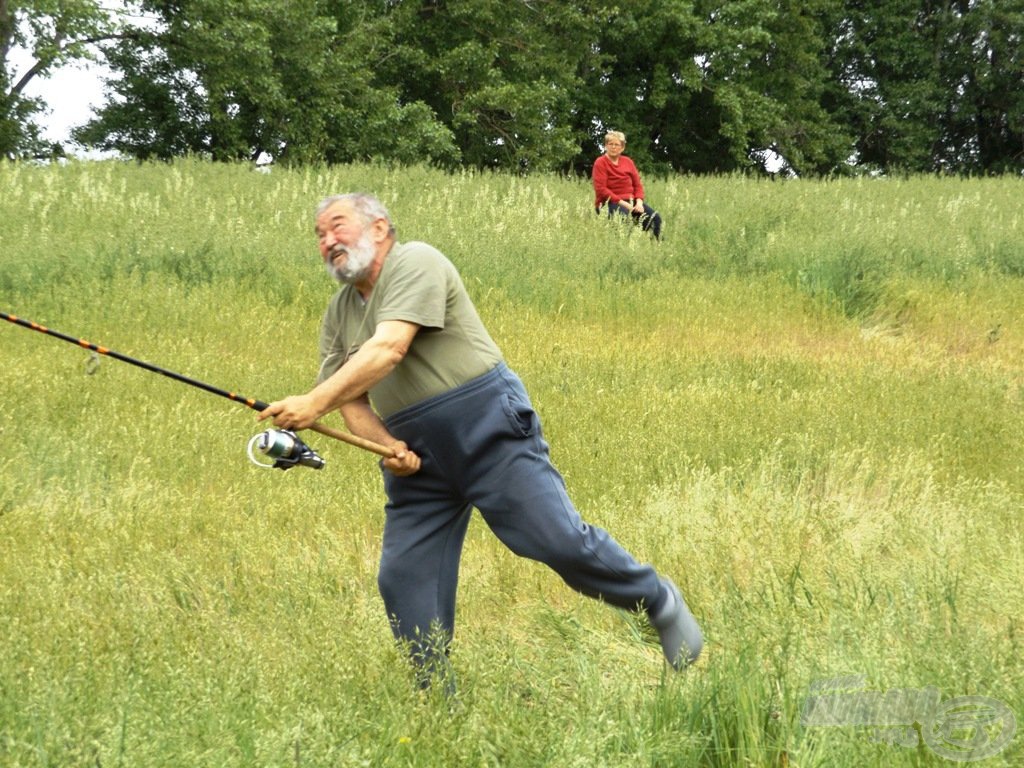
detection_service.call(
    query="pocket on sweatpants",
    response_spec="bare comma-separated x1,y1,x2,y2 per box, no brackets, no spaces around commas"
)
500,391,536,437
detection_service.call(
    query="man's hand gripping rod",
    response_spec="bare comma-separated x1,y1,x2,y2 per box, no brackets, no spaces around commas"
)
1,311,395,468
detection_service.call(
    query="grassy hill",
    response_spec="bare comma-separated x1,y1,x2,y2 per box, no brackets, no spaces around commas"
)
1,159,1021,766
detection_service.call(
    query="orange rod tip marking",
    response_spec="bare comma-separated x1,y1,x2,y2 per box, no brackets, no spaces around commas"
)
97,346,108,354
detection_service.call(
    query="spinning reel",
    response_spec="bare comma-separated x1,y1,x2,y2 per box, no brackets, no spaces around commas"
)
247,429,325,470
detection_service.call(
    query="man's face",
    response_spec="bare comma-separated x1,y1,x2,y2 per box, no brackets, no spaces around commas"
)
316,201,377,284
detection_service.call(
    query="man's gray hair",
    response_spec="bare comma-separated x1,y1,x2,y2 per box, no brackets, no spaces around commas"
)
316,193,396,236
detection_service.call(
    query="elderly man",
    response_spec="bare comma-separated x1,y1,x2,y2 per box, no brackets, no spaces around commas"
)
260,193,700,686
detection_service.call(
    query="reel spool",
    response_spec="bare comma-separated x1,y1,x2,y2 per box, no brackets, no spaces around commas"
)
248,429,325,470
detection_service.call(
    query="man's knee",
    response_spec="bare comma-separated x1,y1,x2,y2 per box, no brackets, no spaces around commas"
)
377,560,406,612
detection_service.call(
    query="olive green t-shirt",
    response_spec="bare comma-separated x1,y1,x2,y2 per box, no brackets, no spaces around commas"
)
317,241,503,419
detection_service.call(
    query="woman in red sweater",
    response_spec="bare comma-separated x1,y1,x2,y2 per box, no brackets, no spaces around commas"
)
592,130,662,240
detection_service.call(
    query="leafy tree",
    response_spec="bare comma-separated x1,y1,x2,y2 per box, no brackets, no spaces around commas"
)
0,0,118,159
367,0,596,172
30,0,1021,175
570,0,852,176
80,0,616,172
568,0,708,174
938,0,1024,173
77,0,459,165
738,0,854,175
824,0,1024,174
78,0,336,161
823,0,949,171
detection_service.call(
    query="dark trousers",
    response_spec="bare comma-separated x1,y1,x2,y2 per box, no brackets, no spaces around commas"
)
598,201,663,239
379,364,663,663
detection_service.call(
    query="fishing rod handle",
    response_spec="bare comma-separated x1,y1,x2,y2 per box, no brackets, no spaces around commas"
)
307,421,396,458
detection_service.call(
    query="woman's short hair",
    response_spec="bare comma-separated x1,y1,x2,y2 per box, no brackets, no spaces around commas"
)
604,131,626,145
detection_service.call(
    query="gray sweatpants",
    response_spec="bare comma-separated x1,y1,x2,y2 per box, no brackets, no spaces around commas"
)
380,363,664,658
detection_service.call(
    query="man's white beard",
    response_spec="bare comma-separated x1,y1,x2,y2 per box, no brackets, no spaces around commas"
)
327,232,375,284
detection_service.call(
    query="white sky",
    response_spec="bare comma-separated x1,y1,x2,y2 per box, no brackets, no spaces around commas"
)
8,0,142,149
9,49,111,146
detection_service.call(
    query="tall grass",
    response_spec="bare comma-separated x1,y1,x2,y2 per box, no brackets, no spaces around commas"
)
1,159,1022,766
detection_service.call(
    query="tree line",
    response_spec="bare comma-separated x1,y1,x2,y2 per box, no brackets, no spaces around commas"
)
3,0,1022,176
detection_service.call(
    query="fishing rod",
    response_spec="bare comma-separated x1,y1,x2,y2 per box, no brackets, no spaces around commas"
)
1,310,395,470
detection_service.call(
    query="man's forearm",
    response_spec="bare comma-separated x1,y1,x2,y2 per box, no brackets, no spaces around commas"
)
340,398,400,447
259,320,417,432
340,397,422,477
308,336,402,417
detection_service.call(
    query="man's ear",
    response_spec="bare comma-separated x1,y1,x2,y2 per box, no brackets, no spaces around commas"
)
371,217,391,243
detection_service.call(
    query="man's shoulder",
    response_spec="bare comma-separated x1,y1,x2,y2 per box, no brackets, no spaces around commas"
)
393,240,444,258
388,241,454,271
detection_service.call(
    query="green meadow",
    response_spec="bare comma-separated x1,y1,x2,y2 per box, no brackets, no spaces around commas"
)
1,160,1021,767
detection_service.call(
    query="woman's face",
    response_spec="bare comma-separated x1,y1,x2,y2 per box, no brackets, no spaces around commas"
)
604,138,624,160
